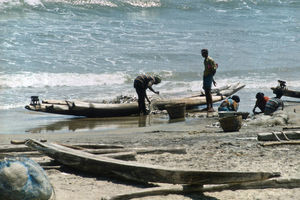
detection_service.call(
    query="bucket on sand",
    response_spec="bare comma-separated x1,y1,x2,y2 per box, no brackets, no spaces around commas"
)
165,103,186,119
219,115,242,132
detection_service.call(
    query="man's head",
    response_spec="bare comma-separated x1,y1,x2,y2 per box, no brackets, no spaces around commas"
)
201,49,208,58
256,92,264,100
232,95,240,103
154,75,161,84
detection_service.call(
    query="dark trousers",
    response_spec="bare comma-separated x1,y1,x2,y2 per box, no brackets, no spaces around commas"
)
134,80,147,114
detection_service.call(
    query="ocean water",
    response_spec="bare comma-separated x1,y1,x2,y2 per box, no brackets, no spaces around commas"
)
1,0,300,134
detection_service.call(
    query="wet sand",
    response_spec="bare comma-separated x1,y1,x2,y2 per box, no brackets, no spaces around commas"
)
1,103,300,200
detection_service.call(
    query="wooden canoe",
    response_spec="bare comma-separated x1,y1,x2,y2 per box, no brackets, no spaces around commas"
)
152,82,245,110
25,83,245,117
271,87,300,98
25,100,139,118
25,139,279,185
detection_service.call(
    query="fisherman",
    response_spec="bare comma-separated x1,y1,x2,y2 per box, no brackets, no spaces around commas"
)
252,92,270,114
201,49,217,112
134,74,161,115
264,89,284,115
218,95,240,112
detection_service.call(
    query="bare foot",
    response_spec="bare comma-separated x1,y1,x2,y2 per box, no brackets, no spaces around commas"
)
207,108,215,112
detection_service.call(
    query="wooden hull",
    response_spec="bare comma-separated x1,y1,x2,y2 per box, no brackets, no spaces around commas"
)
25,139,279,185
25,83,245,117
25,101,139,118
153,83,245,110
271,87,300,98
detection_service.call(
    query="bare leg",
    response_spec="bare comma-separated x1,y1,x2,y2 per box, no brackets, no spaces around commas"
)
205,89,214,112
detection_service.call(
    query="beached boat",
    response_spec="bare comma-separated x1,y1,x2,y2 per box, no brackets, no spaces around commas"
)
25,139,279,185
152,82,245,110
271,87,300,98
25,83,245,117
26,100,139,118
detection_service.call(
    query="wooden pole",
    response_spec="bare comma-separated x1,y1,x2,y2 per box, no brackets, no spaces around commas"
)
84,147,187,155
261,141,300,147
102,178,300,200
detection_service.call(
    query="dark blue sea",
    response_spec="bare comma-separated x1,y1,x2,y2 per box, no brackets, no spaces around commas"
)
1,0,300,134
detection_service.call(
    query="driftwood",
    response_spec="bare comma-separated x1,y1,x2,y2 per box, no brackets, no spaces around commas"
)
257,131,300,141
100,151,137,161
0,145,32,153
0,151,42,158
10,139,47,145
69,143,124,149
83,147,187,155
1,146,135,161
103,178,300,200
25,139,280,185
261,141,300,147
2,142,183,161
10,140,124,149
283,126,300,130
41,165,61,170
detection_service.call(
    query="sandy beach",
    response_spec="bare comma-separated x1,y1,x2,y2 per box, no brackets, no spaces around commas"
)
1,103,300,200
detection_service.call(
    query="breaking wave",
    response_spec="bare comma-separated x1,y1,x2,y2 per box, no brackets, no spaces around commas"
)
1,0,298,11
0,72,128,88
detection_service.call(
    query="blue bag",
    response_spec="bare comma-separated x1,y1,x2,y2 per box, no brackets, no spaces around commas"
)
0,157,53,200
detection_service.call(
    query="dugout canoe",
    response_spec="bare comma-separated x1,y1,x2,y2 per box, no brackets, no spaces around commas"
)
153,82,245,110
25,139,279,185
25,82,245,117
271,87,300,98
25,100,139,118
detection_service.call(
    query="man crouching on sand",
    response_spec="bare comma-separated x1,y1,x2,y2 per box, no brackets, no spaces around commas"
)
201,49,217,112
134,74,161,115
264,88,284,115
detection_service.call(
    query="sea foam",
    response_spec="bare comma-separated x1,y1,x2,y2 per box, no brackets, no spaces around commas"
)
0,72,127,88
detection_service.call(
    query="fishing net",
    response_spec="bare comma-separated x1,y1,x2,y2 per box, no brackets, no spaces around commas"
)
0,157,53,200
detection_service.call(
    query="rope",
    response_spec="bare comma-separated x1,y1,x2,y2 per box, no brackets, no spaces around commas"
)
272,132,281,142
281,131,290,141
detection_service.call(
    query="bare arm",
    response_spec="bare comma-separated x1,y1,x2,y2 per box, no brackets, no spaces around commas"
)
252,102,262,114
148,81,159,94
145,93,150,104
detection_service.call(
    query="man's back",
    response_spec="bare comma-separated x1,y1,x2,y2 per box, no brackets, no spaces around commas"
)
264,97,283,115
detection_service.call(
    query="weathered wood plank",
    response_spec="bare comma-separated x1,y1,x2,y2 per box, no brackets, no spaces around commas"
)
0,151,42,158
102,178,300,200
26,139,280,185
83,147,186,155
283,126,300,130
101,151,136,161
257,131,300,141
10,140,124,149
69,143,124,149
10,139,47,145
0,145,32,153
261,141,300,147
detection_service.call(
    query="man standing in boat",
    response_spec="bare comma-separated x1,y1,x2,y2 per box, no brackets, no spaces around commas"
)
134,74,161,115
201,49,217,112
